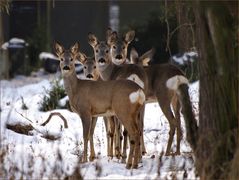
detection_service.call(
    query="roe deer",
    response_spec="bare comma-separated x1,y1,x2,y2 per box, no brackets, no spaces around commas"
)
130,48,192,155
78,54,115,158
106,28,135,65
54,42,145,169
88,32,148,162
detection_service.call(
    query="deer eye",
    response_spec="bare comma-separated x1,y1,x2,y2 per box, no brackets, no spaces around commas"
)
105,50,109,53
113,46,116,49
70,58,73,61
60,58,64,61
122,46,125,49
96,49,99,53
94,66,96,69
84,66,86,69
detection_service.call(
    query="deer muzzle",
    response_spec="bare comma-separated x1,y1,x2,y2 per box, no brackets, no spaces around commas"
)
63,66,70,71
86,74,94,79
115,54,123,60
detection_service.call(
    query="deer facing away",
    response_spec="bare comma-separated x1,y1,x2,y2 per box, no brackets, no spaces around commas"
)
54,42,145,169
130,48,190,155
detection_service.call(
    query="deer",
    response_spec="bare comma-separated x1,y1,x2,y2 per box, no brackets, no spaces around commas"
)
106,29,135,65
129,47,191,156
54,42,145,169
106,29,190,156
88,32,148,162
78,54,115,158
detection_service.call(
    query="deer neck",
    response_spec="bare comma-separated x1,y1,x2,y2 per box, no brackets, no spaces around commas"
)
62,70,79,100
98,62,115,81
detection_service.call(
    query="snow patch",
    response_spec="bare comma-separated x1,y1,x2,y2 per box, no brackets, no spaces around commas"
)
39,52,59,60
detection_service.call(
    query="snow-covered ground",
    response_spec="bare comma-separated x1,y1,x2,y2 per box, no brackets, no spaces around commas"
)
0,73,199,179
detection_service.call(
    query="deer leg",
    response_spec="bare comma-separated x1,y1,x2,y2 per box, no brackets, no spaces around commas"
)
139,105,146,156
172,97,182,155
103,117,110,157
109,116,115,158
125,121,140,169
104,116,115,158
121,128,128,163
126,133,136,169
81,114,92,163
157,94,176,156
114,117,122,159
132,132,140,169
89,117,97,161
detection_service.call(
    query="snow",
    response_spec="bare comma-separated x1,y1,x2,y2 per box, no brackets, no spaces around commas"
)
1,37,28,50
9,38,25,44
171,51,198,65
39,52,59,60
0,73,199,179
1,42,8,50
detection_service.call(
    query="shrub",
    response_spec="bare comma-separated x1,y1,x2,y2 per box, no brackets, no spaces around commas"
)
39,79,69,112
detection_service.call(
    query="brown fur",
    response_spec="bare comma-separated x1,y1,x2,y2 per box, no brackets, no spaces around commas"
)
55,42,145,169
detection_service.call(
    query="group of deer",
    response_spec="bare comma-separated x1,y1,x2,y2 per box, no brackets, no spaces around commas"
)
54,28,191,169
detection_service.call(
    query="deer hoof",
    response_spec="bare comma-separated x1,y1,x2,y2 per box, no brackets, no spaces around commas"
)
81,157,88,163
126,163,132,169
165,151,171,156
89,156,95,161
142,151,147,155
121,158,126,164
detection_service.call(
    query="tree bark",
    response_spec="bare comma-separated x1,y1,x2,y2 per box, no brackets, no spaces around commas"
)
192,1,238,179
175,0,193,52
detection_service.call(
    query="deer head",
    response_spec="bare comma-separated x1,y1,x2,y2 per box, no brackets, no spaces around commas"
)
130,47,155,66
78,52,99,80
88,33,111,71
54,42,80,77
107,30,135,65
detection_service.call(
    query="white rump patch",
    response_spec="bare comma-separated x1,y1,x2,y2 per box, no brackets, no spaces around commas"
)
127,74,144,89
129,89,145,104
166,75,189,90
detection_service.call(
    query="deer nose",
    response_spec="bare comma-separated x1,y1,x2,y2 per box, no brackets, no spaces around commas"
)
86,74,94,79
63,66,70,70
98,58,106,63
115,55,123,60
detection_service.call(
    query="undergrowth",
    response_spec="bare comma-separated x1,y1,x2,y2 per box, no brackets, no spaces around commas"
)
39,79,70,111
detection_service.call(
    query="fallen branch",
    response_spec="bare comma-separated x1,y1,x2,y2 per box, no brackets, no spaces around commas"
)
41,112,68,128
7,111,68,140
6,123,34,136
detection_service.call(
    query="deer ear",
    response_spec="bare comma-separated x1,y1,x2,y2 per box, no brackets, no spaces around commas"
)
54,42,64,57
106,27,113,41
139,48,155,66
78,52,87,65
107,31,118,45
70,42,80,55
124,30,135,44
88,33,98,47
130,47,139,64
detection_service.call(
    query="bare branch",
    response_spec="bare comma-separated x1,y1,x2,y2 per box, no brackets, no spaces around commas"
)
41,112,68,128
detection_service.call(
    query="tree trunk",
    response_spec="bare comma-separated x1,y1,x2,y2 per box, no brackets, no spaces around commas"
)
0,8,9,79
192,1,238,179
175,0,193,52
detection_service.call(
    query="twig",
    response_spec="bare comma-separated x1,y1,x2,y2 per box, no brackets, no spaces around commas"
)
41,112,68,128
169,23,195,40
165,0,172,57
15,109,33,123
